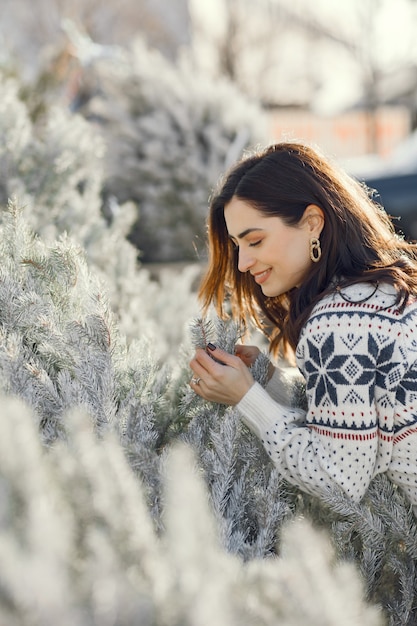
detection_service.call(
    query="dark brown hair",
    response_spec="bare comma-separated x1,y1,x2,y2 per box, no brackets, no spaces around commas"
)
199,142,417,355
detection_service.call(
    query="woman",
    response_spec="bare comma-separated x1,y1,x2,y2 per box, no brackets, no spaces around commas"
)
190,141,417,513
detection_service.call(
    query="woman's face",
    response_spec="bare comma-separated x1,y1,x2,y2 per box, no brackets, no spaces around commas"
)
224,197,322,297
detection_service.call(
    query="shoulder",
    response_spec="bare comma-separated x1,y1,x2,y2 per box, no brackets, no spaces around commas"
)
298,281,417,358
311,282,400,318
308,282,417,326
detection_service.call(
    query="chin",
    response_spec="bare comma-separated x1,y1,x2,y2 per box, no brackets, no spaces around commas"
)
261,285,282,297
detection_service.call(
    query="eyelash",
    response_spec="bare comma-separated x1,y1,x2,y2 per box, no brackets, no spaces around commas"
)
230,239,262,249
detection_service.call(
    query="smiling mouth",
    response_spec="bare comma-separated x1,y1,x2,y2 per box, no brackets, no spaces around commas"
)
252,269,271,284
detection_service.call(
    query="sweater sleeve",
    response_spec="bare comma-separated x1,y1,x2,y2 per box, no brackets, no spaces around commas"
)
236,305,401,501
264,365,305,408
237,384,379,501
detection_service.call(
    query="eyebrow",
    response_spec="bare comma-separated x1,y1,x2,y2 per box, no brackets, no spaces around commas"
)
229,227,265,241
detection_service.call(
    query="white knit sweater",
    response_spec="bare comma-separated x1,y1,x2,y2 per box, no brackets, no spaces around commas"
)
237,282,417,514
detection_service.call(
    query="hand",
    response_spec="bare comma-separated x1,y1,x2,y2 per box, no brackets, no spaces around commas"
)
235,344,261,367
235,344,275,380
189,344,255,405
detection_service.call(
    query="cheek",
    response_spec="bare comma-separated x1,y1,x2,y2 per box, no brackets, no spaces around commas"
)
284,237,311,276
284,233,308,260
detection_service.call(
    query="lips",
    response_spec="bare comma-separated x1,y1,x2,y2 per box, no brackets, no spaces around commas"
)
252,268,272,284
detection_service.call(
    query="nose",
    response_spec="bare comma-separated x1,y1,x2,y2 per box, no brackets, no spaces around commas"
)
238,248,256,273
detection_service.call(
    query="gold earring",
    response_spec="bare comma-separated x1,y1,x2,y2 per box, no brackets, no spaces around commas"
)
310,237,321,262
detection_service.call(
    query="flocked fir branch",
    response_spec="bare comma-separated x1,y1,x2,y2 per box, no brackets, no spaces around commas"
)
0,74,201,360
0,395,384,626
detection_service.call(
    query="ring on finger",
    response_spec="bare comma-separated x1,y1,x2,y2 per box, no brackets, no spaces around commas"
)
191,377,201,385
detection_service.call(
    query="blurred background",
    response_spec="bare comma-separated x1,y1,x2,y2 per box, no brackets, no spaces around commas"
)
2,0,417,261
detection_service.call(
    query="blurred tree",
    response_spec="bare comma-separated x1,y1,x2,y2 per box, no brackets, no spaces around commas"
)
0,75,201,355
0,0,189,79
3,0,417,134
281,0,417,148
188,0,310,108
188,0,417,149
62,30,268,262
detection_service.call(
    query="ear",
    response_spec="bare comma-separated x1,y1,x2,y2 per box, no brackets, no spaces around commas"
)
303,204,324,237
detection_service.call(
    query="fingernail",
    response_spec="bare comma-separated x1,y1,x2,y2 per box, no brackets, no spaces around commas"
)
207,343,216,351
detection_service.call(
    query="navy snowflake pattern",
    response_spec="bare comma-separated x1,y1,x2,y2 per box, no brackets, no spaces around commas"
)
305,335,352,405
304,333,402,408
396,368,417,406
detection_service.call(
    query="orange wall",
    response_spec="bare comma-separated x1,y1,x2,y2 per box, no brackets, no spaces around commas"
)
269,106,411,159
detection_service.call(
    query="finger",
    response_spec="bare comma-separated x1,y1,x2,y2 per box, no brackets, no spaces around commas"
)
234,344,259,365
190,350,216,374
235,344,260,356
189,376,205,397
206,344,239,367
235,354,252,367
189,356,208,381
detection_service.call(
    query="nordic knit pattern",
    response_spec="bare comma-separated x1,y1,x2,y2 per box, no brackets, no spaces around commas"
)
237,282,417,512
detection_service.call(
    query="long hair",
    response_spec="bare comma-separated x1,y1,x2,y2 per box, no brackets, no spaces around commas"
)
199,142,417,355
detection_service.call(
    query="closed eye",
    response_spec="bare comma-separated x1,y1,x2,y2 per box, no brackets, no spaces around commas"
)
249,240,262,247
